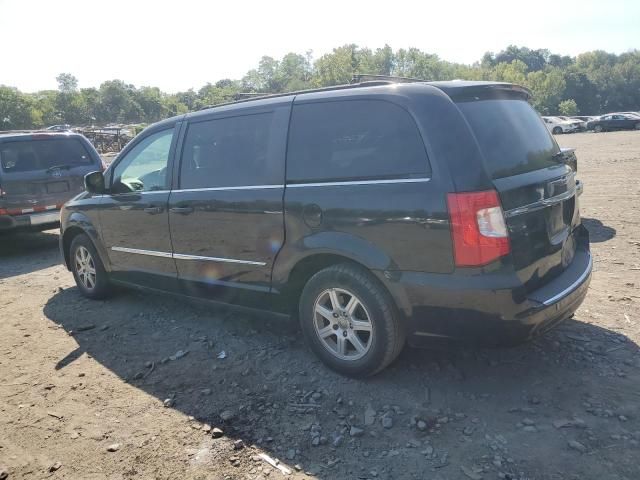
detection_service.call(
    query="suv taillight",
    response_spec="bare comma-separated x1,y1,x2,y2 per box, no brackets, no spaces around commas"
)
447,190,510,267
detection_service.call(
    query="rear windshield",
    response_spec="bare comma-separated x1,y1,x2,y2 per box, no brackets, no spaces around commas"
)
0,138,93,173
456,99,562,179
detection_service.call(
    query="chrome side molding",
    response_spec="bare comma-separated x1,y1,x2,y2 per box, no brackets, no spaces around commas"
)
111,246,173,258
286,178,431,188
111,247,266,266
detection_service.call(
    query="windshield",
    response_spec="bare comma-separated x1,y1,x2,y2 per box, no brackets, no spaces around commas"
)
457,99,562,179
0,138,93,173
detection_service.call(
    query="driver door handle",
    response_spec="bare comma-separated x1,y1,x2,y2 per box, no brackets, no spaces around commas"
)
170,206,194,215
144,206,164,215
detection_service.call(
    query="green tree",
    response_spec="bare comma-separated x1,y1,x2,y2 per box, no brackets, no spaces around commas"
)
558,99,579,115
0,86,35,129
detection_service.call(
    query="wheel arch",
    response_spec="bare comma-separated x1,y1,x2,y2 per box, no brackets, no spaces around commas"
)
61,214,111,272
276,251,412,319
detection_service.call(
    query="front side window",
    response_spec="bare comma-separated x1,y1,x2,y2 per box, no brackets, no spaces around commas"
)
111,129,173,194
286,100,430,183
180,112,278,189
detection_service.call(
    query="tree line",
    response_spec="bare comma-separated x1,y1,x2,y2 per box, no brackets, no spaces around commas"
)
2,45,639,130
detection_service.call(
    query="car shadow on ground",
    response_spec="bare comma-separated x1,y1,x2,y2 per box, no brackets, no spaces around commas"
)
0,229,61,279
582,217,617,243
42,285,640,478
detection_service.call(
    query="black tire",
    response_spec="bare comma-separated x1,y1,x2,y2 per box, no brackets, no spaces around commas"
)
298,263,405,377
635,122,640,130
70,233,111,299
552,127,562,134
594,125,604,133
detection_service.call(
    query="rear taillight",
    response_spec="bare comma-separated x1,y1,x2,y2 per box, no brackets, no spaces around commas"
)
447,190,510,267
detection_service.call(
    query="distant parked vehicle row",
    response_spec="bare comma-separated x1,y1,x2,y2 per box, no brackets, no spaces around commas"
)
543,112,640,134
587,113,640,132
542,116,582,134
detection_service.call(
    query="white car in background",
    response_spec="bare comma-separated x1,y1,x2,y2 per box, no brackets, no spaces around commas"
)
542,116,582,134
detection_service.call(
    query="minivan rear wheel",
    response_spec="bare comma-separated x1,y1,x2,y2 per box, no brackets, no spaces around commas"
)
299,264,405,377
70,233,111,299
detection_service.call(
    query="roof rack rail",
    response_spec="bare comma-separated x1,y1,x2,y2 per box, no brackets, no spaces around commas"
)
350,74,428,84
197,78,397,112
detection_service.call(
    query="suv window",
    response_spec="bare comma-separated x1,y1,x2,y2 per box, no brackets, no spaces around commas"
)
287,100,430,183
111,129,173,194
456,99,562,179
0,138,92,173
180,112,278,189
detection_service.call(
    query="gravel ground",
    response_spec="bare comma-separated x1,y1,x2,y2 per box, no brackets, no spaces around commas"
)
1,131,639,480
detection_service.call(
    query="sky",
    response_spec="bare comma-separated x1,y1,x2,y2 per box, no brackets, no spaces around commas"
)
1,0,639,93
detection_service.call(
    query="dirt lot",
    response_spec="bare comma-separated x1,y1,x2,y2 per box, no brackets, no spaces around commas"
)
1,131,639,480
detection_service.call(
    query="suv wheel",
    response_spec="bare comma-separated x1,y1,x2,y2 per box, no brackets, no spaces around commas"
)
299,264,405,377
70,234,111,299
552,126,562,134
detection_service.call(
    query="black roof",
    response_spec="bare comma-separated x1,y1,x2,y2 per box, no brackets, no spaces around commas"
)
151,78,532,129
194,79,529,113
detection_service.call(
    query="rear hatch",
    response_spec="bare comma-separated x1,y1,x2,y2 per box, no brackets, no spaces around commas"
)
0,135,96,216
456,97,582,292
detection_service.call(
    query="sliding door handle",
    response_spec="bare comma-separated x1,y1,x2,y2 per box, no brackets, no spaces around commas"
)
143,206,164,214
170,206,194,215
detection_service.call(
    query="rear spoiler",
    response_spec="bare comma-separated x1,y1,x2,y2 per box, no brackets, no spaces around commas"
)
442,83,531,102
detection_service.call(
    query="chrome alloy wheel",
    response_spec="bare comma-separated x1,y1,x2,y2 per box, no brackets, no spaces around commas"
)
313,288,374,361
75,245,96,290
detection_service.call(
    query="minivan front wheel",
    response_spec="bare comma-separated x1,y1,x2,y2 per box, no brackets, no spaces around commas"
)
299,264,405,377
70,234,111,299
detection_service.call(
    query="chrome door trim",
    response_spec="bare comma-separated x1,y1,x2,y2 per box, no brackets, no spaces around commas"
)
111,246,173,258
172,253,266,266
171,185,284,193
286,178,431,188
110,247,266,266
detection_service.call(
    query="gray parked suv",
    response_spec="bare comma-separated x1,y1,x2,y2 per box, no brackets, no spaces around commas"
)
0,132,103,232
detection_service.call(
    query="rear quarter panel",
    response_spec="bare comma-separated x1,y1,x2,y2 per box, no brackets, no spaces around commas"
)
274,85,465,290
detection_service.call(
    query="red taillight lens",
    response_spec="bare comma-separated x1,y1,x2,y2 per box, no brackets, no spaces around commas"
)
447,190,510,267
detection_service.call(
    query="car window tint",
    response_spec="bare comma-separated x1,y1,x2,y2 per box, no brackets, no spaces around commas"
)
111,129,173,193
286,100,430,183
457,98,561,179
0,138,92,173
180,112,278,189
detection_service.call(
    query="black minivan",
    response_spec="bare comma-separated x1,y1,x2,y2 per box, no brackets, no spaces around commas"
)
59,80,592,376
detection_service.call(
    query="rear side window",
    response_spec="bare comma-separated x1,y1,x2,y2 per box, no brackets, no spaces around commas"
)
180,112,279,189
0,138,93,173
287,100,430,183
456,99,562,179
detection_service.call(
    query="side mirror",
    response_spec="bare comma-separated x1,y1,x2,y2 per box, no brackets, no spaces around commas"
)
84,171,106,194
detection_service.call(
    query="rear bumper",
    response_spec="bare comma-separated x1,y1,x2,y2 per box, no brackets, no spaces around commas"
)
377,234,592,346
0,211,61,231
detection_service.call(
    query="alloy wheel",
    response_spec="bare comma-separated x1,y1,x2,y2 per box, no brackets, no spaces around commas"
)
75,245,97,290
313,288,374,361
